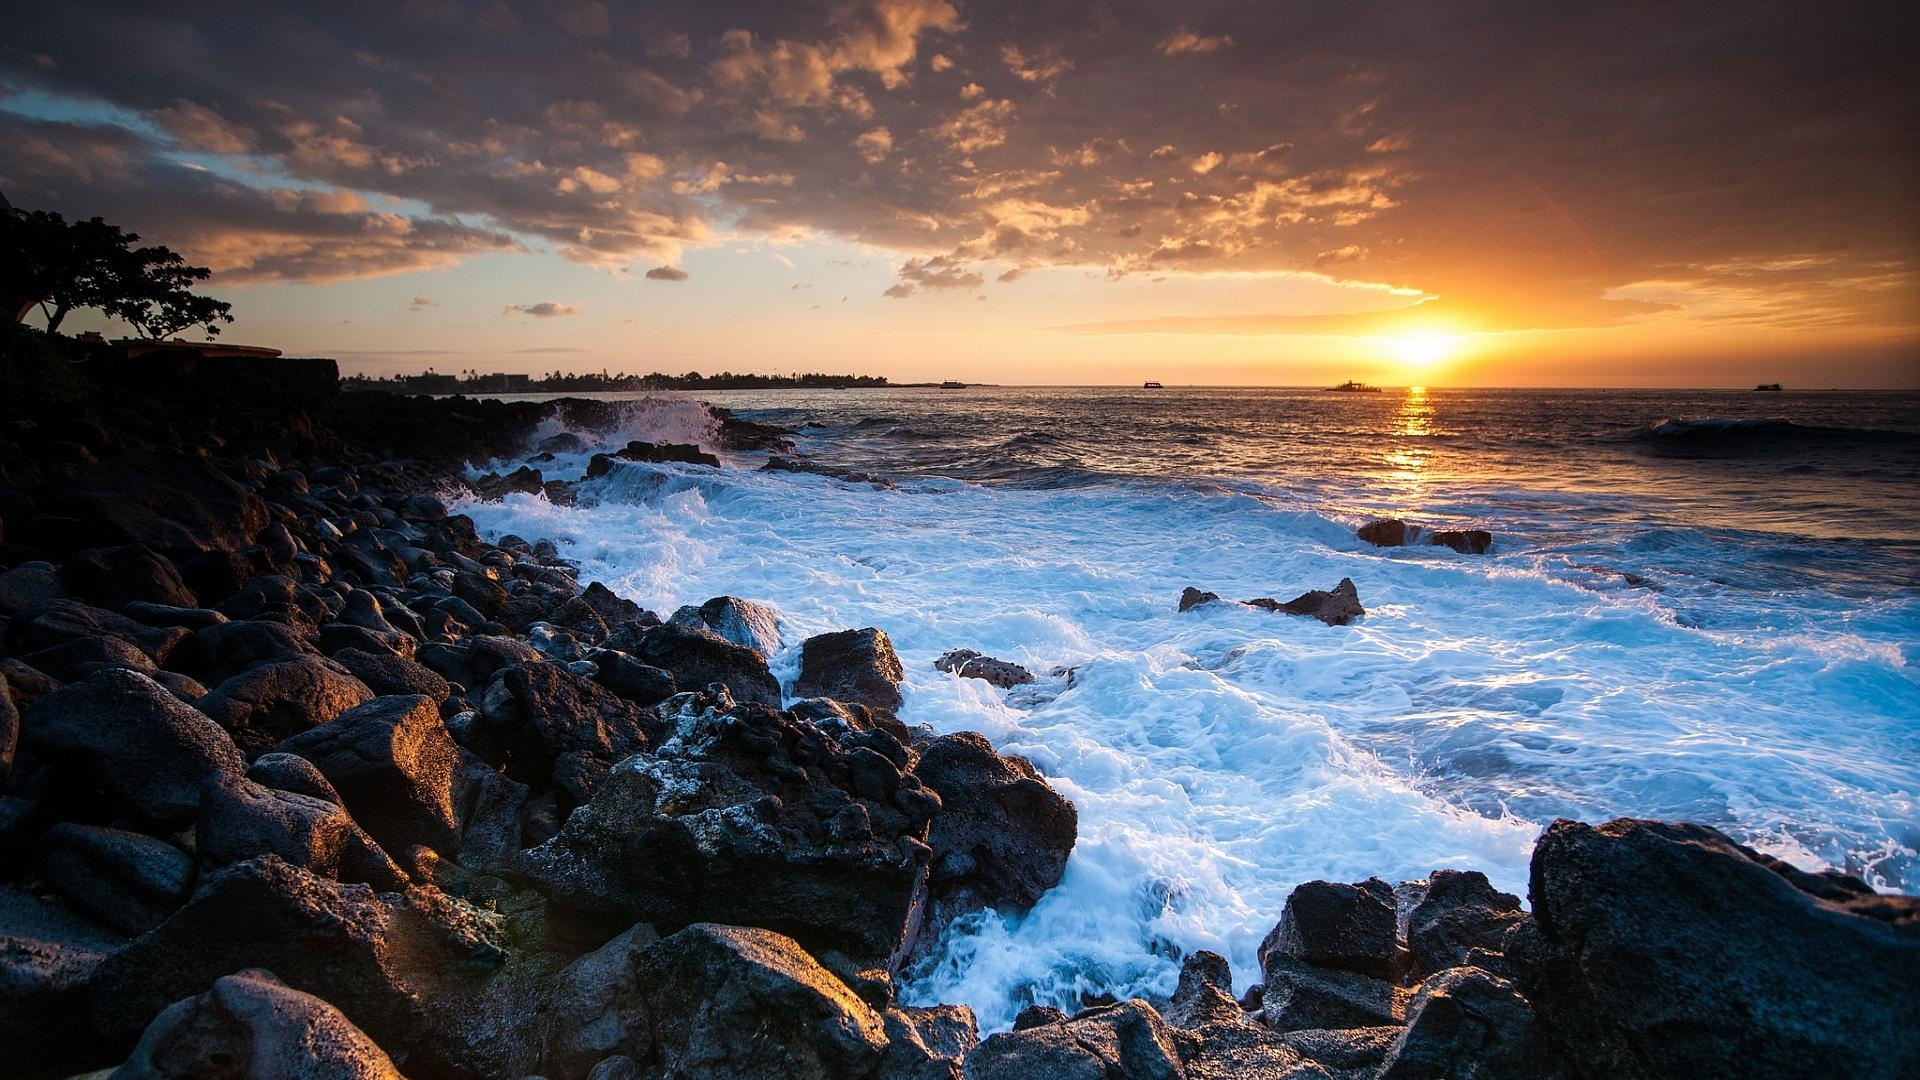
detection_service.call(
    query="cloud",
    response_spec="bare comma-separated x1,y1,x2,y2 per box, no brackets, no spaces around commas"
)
855,126,894,163
1159,29,1233,55
502,302,583,317
645,265,690,281
886,253,985,296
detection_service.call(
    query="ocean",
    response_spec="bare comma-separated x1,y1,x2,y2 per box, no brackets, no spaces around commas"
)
452,385,1920,1028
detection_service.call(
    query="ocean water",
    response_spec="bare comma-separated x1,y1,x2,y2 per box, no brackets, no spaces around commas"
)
451,386,1920,1029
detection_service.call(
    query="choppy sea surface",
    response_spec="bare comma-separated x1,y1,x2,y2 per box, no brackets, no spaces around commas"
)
452,385,1920,1028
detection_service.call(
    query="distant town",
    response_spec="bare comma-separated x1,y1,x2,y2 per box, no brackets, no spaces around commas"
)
340,368,893,394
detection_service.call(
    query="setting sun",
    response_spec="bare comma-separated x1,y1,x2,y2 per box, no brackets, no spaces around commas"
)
1382,331,1462,370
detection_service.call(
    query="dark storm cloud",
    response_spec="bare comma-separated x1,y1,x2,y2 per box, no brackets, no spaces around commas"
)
1,0,1912,332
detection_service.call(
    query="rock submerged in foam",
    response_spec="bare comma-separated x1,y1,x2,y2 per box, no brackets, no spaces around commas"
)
1180,578,1366,625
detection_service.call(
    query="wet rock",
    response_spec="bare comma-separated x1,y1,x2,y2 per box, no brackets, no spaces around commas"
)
932,649,1034,688
1429,530,1493,555
1378,966,1538,1079
37,823,195,935
536,431,591,454
761,455,893,488
1166,950,1240,1029
89,855,507,1074
1163,952,1315,1079
519,697,936,966
273,694,464,855
1263,878,1400,979
592,650,678,707
793,627,904,711
1404,870,1524,980
610,622,781,707
1357,518,1416,547
1508,817,1920,1078
1014,1005,1070,1030
332,647,452,702
1245,579,1365,626
637,923,889,1079
914,732,1075,932
789,696,913,746
197,772,408,890
614,439,721,468
967,999,1186,1080
1178,586,1222,612
180,619,319,683
246,751,344,803
576,580,648,628
195,655,375,759
669,595,783,659
21,669,245,826
60,544,198,610
115,967,404,1080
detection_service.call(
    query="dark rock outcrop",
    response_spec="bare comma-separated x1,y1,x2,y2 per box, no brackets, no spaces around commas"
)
610,622,781,707
197,772,408,890
1357,518,1416,547
1429,529,1493,555
793,627,904,711
272,694,464,855
37,823,195,935
914,732,1076,935
967,998,1187,1080
1379,966,1538,1079
1509,817,1920,1078
1178,587,1222,612
115,968,404,1080
21,668,245,826
1404,870,1525,980
1245,579,1365,626
476,661,658,807
195,655,375,759
332,647,452,702
669,594,783,659
1262,878,1399,979
932,649,1034,689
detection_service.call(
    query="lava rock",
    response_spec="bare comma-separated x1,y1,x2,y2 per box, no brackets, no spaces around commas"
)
197,773,408,890
195,655,376,759
272,694,464,855
932,649,1034,689
1405,870,1525,980
914,732,1075,928
477,661,659,805
16,633,158,681
181,619,319,683
881,1004,980,1080
115,967,404,1080
1379,966,1538,1080
0,561,65,615
592,650,678,707
1429,530,1494,555
611,622,781,707
0,887,123,1079
60,544,198,610
21,668,246,826
1245,579,1365,626
1508,817,1920,1078
50,449,268,553
37,823,195,935
793,627,904,711
669,595,783,659
1178,586,1222,612
967,998,1186,1080
1357,518,1416,547
1263,878,1400,978
1258,954,1409,1033
332,648,452,702
246,751,344,803
7,598,190,666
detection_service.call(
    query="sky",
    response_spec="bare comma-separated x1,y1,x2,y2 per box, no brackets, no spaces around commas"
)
2,1,1915,386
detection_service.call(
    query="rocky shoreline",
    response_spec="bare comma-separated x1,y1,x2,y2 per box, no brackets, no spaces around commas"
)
1,363,1915,1079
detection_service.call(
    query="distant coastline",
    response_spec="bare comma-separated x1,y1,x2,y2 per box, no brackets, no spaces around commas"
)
342,368,897,394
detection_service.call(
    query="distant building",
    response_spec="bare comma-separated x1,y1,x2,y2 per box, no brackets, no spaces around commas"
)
401,372,459,393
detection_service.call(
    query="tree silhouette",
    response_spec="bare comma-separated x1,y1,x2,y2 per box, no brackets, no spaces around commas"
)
2,205,233,339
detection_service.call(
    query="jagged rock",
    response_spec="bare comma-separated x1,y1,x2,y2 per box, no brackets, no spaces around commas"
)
217,574,328,635
914,732,1075,933
1428,530,1493,555
1263,878,1400,978
319,621,419,659
1014,1005,1070,1030
881,1004,979,1080
1509,817,1920,1078
89,855,508,1075
1275,1027,1403,1074
1179,587,1222,612
1245,579,1365,627
21,668,245,826
669,595,783,659
273,695,464,855
789,696,913,746
967,998,1186,1080
610,622,781,707
476,661,659,806
932,649,1034,689
37,823,195,935
332,648,453,701
7,598,190,665
1163,951,1317,1079
1404,870,1524,980
1259,955,1407,1033
1378,966,1538,1079
180,619,319,683
638,924,889,1079
1166,950,1240,1029
761,455,892,487
793,628,904,711
576,581,648,627
592,650,678,707
195,655,376,759
614,440,720,468
115,968,404,1080
246,751,344,803
197,773,408,890
519,696,937,966
61,544,198,610
1357,519,1415,547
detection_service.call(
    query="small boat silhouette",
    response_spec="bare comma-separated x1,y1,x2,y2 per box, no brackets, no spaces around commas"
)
1325,380,1383,393
939,380,966,389
1754,383,1783,392
1143,381,1163,388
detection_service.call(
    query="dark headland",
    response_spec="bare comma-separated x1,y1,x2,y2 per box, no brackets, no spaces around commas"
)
2,339,1915,1080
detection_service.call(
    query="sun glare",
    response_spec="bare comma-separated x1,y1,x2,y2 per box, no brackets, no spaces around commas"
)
1382,331,1461,370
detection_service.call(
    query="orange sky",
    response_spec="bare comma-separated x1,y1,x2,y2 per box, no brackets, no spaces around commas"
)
3,1,1915,385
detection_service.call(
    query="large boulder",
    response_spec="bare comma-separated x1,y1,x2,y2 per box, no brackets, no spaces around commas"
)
793,628,904,711
1245,579,1365,626
197,773,408,890
912,732,1075,931
476,661,659,807
670,595,783,659
89,856,508,1076
1262,878,1400,979
1357,518,1416,547
518,695,937,967
180,619,319,683
195,656,376,759
37,823,195,936
635,924,889,1079
115,968,404,1080
6,598,190,666
272,695,465,855
21,669,245,826
610,622,781,707
49,450,268,553
332,648,452,702
1405,870,1525,979
1508,817,1920,1078
966,999,1186,1080
932,649,1034,689
1378,966,1539,1080
60,544,198,611
0,886,126,1079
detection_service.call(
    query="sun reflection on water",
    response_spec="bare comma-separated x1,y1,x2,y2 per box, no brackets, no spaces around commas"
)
1385,385,1434,484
